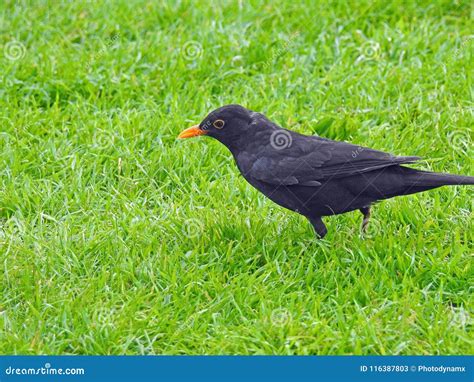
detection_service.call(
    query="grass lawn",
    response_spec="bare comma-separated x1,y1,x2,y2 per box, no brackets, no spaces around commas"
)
0,0,472,355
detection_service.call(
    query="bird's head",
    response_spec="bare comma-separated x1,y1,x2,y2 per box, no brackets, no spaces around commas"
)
178,104,257,150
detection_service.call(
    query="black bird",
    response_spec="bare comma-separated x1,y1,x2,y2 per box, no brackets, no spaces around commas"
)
178,105,473,239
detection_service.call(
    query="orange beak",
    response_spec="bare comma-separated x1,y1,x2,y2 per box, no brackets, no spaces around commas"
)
178,125,207,139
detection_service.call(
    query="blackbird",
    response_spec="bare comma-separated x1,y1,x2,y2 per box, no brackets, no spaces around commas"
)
178,105,473,239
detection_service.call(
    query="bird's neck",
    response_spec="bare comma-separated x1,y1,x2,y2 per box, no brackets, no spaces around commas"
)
224,129,272,155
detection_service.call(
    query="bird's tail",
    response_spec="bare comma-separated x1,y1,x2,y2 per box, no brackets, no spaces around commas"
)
404,168,474,187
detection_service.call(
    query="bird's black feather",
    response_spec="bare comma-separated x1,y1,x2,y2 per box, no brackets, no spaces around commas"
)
189,105,473,239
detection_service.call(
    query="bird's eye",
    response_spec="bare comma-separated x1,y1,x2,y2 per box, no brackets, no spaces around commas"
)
213,119,225,129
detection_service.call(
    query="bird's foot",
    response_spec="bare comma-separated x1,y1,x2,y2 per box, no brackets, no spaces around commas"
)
309,216,327,239
359,206,371,234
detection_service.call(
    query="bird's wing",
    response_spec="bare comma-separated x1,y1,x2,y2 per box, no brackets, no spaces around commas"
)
246,134,420,186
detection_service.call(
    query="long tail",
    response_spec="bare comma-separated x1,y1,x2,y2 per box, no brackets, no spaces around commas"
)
403,168,474,187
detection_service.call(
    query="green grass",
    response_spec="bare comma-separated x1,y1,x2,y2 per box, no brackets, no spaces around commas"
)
0,0,472,355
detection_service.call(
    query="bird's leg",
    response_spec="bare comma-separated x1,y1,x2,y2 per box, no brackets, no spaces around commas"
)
309,216,327,239
360,206,371,233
